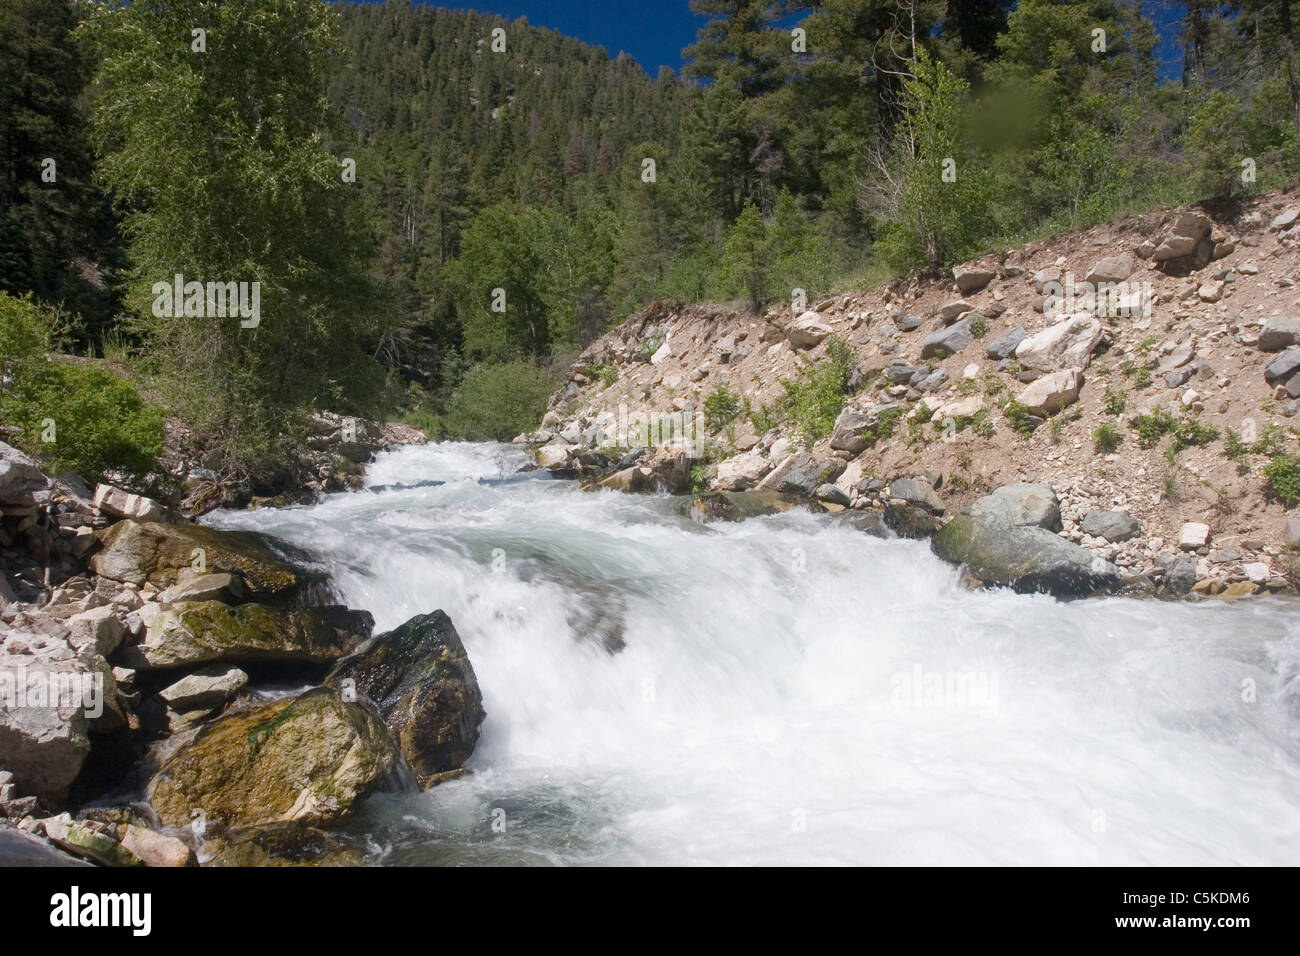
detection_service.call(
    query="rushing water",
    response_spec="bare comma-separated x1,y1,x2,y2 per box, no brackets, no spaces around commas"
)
206,441,1300,865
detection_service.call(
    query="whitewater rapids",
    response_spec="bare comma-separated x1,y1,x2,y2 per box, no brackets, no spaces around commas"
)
206,442,1300,865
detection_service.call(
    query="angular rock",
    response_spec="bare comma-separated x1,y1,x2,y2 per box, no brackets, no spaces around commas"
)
93,484,171,523
829,408,874,454
1179,522,1210,551
123,601,373,670
92,520,311,597
933,510,1120,598
953,264,995,293
921,317,974,359
969,483,1061,531
535,443,577,470
939,300,975,324
119,824,195,867
1153,212,1211,261
785,311,832,349
1085,256,1134,284
1259,316,1300,352
326,611,484,789
148,687,397,829
712,451,773,492
756,455,844,496
1014,315,1103,372
1264,347,1300,384
158,663,249,712
1016,368,1081,416
986,327,1026,360
1080,509,1141,542
889,477,944,515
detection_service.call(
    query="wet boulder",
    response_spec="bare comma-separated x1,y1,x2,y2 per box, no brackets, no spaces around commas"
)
147,687,397,829
326,611,485,789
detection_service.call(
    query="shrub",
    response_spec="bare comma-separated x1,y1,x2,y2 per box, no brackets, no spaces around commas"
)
1092,421,1122,454
401,409,444,440
1102,386,1127,415
1,293,163,482
1171,417,1219,452
1264,453,1300,506
704,380,743,433
781,344,855,446
860,406,904,447
968,313,987,338
442,361,564,441
1130,408,1177,448
1003,400,1037,436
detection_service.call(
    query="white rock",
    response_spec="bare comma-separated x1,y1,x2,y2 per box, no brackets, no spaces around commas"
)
1178,522,1210,551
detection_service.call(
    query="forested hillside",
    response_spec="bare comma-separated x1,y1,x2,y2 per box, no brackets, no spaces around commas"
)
1,0,1298,486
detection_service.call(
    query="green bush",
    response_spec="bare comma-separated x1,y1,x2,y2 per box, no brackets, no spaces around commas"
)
1264,453,1300,506
780,340,856,446
1130,408,1177,448
1092,421,1122,454
401,409,444,440
860,406,904,447
1,293,163,482
1102,386,1127,415
1003,400,1037,436
442,361,563,441
1171,417,1219,452
704,380,743,433
968,313,987,338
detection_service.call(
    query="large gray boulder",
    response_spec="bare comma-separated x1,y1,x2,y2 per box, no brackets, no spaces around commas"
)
1080,509,1141,542
325,611,485,789
921,317,975,359
932,485,1118,598
1259,317,1300,352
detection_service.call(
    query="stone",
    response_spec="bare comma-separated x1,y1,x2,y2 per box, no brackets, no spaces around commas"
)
123,601,373,670
0,442,49,505
1179,522,1210,551
597,466,654,494
148,687,397,829
119,824,195,867
1014,315,1103,372
1286,518,1300,548
1264,347,1300,384
894,313,922,332
756,455,845,496
65,605,126,657
325,611,484,789
969,483,1061,531
1164,555,1198,594
914,369,949,393
158,663,249,712
1259,316,1300,352
921,317,974,359
785,311,832,349
953,264,995,293
985,327,1027,360
889,477,944,515
932,509,1120,598
535,443,576,469
1016,368,1081,416
1085,257,1134,284
886,362,927,384
1153,212,1212,262
1080,510,1141,542
939,300,975,323
1270,207,1300,231
1242,562,1270,585
92,485,171,523
0,825,92,867
91,520,314,597
814,483,851,507
42,818,142,867
712,452,773,492
1158,342,1195,372
829,408,874,455
1197,280,1224,303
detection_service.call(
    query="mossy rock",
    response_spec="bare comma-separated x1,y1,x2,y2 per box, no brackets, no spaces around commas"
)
688,489,810,523
92,520,320,597
326,611,484,789
932,511,1119,598
125,601,373,670
203,820,361,867
148,687,397,830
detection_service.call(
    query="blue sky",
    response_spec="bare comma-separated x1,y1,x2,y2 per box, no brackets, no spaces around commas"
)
369,1,1189,82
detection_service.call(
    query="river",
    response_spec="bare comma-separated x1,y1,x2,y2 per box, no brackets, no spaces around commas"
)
206,441,1300,865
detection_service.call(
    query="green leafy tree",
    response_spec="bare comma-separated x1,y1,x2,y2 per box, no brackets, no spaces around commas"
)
79,0,389,480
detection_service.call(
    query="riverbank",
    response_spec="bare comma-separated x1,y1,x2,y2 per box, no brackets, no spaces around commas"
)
525,190,1300,600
